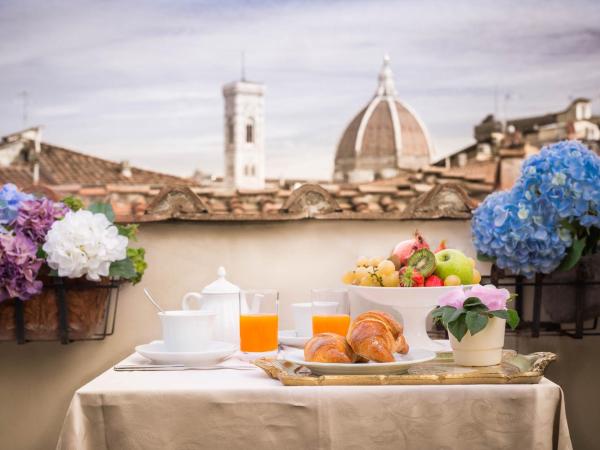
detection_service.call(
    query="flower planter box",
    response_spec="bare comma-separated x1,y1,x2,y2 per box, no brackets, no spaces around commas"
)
0,277,120,344
488,260,600,338
541,253,600,324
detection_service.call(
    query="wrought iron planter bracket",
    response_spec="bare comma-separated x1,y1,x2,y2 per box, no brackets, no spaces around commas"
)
14,300,25,345
8,278,121,344
486,265,600,339
54,278,70,345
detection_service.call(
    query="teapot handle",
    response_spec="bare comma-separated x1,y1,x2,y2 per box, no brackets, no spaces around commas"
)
182,292,203,310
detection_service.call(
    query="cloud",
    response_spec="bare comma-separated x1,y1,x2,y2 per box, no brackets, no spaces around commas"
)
0,0,599,179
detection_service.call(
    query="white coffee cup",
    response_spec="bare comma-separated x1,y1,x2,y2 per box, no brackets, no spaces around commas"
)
159,310,216,352
292,302,312,338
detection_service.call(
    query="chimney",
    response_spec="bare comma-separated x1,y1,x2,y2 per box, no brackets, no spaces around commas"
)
120,160,132,178
33,129,41,185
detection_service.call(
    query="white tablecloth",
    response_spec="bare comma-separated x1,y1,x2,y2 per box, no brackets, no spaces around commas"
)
57,353,572,450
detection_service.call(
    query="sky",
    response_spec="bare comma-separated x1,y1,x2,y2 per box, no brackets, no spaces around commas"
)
1,0,599,180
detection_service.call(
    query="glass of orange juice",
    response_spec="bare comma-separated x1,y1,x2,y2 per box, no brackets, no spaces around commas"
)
311,288,351,337
239,289,279,356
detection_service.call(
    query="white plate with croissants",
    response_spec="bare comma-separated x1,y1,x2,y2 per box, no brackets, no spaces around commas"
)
284,311,436,375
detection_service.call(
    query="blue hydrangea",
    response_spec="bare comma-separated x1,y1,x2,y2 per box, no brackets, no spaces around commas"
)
0,184,34,227
472,140,599,277
518,140,600,228
472,189,572,277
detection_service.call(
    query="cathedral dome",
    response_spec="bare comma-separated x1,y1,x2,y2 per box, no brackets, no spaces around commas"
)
334,56,433,182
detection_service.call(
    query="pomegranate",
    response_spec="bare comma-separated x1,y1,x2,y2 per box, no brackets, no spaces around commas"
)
389,231,430,269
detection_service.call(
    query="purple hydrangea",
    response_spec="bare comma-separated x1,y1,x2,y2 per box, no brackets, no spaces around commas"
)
14,198,69,245
0,233,43,301
0,184,34,227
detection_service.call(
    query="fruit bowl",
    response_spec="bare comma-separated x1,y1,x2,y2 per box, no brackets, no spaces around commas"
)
348,285,471,352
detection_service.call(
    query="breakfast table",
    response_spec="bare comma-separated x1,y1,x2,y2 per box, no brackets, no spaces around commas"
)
57,352,572,450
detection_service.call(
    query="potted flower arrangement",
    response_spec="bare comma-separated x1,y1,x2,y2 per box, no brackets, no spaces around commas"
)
0,184,147,343
472,140,600,323
431,285,519,366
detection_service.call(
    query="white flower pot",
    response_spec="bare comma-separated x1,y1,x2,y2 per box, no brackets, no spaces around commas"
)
448,317,506,366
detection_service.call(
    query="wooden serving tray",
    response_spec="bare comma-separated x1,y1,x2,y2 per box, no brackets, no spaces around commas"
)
254,350,557,386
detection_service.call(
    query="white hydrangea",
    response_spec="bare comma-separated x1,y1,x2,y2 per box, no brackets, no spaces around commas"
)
43,210,128,281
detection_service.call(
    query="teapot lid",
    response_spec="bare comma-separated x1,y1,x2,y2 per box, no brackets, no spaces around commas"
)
202,267,240,294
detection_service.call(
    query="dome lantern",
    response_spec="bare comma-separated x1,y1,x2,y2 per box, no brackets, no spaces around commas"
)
376,54,396,97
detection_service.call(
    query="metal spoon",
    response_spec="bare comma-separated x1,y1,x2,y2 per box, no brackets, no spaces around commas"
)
143,288,164,313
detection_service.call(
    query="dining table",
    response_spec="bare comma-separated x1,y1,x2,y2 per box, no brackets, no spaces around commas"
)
57,352,572,450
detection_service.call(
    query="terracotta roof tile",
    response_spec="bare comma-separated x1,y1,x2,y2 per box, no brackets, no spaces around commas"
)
4,141,194,188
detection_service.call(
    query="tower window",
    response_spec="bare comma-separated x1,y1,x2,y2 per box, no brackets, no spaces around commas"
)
251,165,256,176
227,119,234,144
246,119,254,143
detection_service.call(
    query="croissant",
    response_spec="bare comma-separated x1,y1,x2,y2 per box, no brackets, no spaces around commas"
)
347,311,409,362
304,332,358,363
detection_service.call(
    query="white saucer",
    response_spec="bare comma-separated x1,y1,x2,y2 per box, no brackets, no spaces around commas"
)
283,348,436,376
279,330,311,348
135,340,237,366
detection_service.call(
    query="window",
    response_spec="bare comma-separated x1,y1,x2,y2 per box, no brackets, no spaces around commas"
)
250,165,256,176
246,119,254,143
227,120,234,144
576,104,583,121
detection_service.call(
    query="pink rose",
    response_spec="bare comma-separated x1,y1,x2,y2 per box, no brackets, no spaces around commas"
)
437,288,466,308
467,284,510,311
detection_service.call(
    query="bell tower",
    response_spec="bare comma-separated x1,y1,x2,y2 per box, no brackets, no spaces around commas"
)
222,78,265,190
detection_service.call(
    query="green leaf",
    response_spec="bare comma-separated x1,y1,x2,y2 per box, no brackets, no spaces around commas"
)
109,258,137,279
61,196,84,212
466,311,488,336
126,247,148,284
431,307,446,321
506,309,520,329
442,307,463,326
557,236,587,272
117,224,139,241
448,319,468,342
463,297,488,312
88,202,115,223
489,309,508,320
477,252,496,262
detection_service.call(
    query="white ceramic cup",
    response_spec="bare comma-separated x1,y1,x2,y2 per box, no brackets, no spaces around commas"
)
312,301,339,316
291,302,312,338
159,310,216,352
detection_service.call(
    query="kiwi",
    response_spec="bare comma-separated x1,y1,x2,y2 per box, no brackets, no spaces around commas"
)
407,249,436,277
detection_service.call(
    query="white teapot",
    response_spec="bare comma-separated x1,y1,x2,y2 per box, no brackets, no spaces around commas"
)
182,267,240,345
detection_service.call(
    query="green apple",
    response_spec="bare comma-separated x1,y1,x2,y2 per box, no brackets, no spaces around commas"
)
434,249,474,285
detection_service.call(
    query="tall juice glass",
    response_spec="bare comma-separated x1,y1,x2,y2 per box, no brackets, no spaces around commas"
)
239,289,279,357
311,288,351,336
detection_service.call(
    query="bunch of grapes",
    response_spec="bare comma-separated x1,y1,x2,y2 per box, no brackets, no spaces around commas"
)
342,257,400,287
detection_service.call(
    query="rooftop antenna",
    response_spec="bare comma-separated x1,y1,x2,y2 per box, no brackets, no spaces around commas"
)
18,90,29,127
493,85,499,117
241,51,246,81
